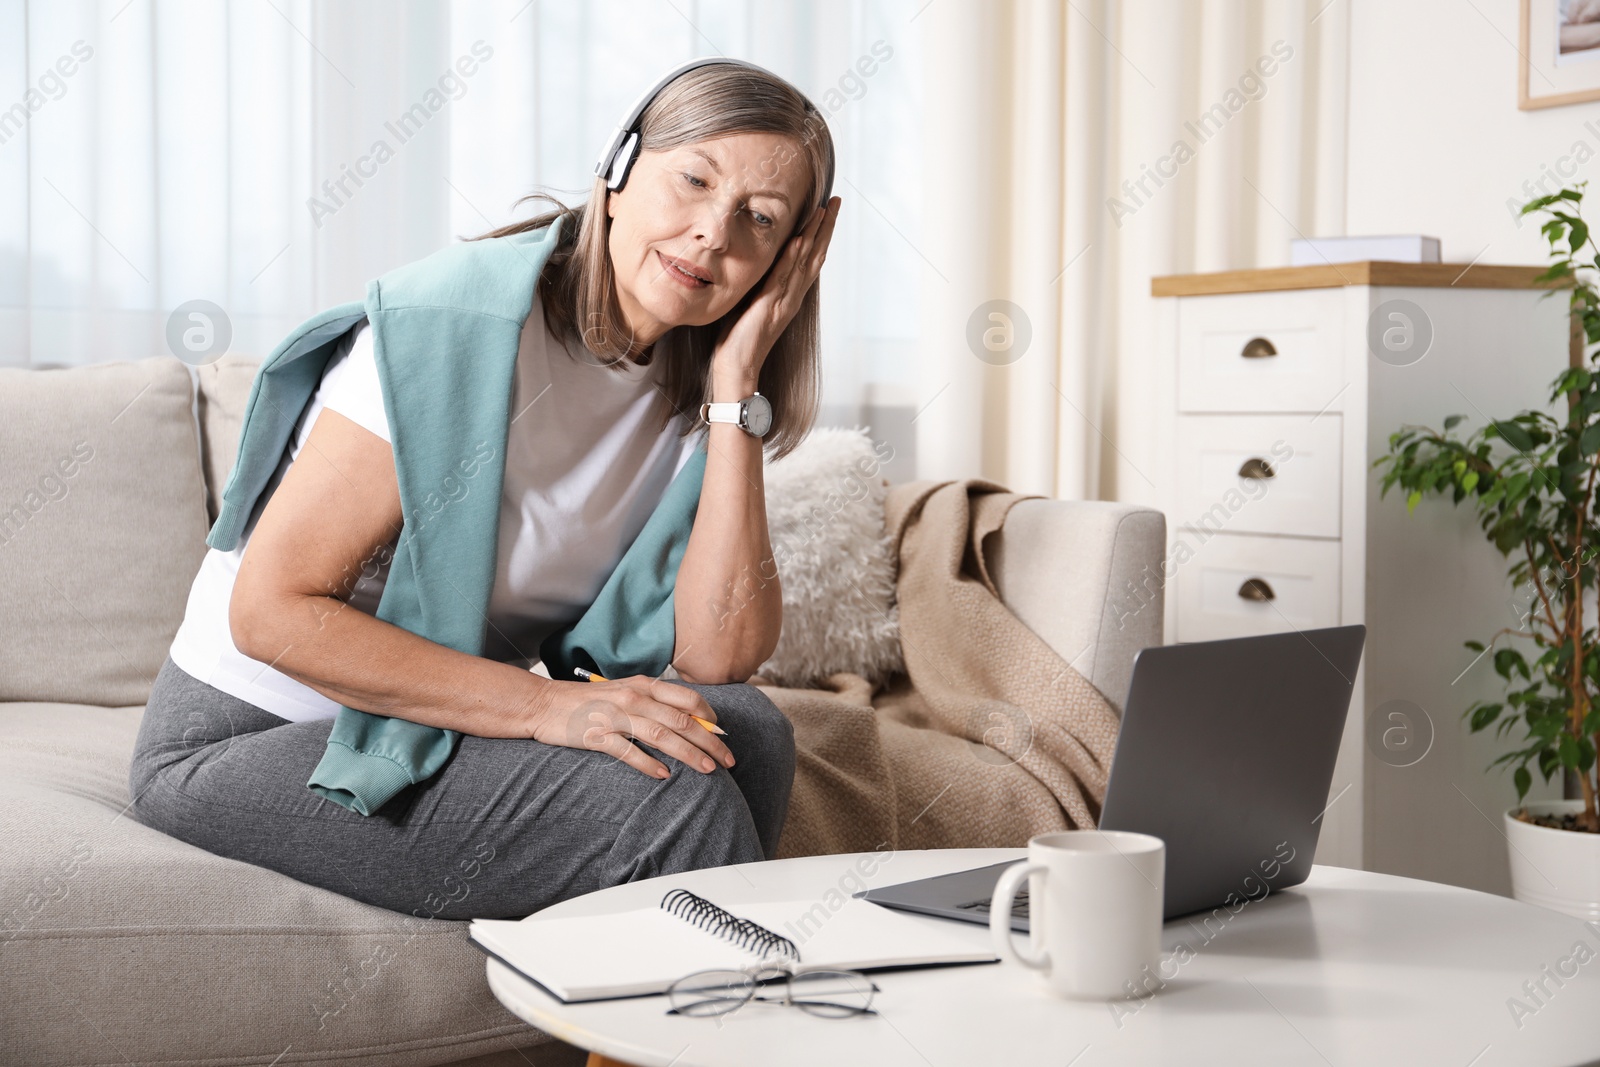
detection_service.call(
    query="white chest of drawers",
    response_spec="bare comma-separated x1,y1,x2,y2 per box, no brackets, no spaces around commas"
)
1143,262,1571,894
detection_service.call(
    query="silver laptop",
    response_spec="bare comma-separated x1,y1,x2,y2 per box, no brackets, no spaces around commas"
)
854,625,1366,929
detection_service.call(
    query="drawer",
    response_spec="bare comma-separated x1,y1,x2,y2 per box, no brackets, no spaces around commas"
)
1175,414,1342,538
1175,533,1341,642
1177,289,1348,413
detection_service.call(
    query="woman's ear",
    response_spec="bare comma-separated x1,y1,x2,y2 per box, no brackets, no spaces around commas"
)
606,188,619,219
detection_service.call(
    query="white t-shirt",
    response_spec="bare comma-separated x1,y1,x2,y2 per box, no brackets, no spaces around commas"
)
168,296,703,722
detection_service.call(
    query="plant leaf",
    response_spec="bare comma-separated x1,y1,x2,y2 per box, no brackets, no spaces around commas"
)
1494,420,1535,452
1494,648,1530,680
1469,703,1503,731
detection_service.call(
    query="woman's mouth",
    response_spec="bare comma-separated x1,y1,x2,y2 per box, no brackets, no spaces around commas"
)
657,250,712,289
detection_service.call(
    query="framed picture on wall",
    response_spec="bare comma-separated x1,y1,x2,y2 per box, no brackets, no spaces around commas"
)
1521,0,1600,108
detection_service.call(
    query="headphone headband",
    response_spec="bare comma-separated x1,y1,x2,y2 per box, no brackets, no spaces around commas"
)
592,57,834,211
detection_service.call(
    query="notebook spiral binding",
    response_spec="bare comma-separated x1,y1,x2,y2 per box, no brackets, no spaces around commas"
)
659,888,800,962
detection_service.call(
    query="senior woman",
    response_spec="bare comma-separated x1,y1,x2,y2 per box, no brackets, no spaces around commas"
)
128,60,840,921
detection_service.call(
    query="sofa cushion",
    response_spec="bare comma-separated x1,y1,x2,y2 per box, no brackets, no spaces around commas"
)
194,354,263,524
755,427,903,688
0,358,211,707
0,703,550,1065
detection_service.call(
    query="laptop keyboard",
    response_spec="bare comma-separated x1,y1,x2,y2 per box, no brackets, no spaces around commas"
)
955,888,1029,919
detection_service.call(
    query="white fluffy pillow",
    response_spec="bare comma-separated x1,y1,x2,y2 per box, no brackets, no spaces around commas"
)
754,426,904,688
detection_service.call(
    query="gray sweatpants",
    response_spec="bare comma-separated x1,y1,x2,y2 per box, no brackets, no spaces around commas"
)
128,655,796,920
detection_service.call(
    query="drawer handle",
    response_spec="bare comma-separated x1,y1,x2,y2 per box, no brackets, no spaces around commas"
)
1240,337,1278,359
1237,457,1275,480
1238,578,1276,602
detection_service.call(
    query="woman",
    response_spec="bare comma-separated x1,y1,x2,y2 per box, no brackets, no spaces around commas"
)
128,61,840,921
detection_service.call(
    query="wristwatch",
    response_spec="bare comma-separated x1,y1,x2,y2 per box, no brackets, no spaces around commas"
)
699,392,773,437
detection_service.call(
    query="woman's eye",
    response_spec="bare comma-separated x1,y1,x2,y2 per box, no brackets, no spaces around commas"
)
748,208,773,227
683,172,707,188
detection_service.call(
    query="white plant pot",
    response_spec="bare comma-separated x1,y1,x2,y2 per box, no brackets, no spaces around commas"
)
1504,799,1600,921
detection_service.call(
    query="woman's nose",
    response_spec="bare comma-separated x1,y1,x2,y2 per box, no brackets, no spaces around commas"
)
692,197,734,250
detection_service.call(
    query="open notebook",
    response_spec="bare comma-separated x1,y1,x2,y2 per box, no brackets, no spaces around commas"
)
471,887,997,1003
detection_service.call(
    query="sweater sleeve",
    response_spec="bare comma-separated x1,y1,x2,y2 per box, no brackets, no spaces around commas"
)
538,437,708,682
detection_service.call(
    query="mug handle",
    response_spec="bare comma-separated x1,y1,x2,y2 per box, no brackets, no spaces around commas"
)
990,861,1049,971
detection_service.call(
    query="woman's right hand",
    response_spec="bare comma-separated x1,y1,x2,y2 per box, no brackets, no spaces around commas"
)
527,675,736,779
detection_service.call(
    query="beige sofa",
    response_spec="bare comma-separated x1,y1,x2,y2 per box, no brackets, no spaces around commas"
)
0,355,1165,1067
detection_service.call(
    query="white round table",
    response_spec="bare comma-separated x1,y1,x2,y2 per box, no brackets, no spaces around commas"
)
485,848,1600,1067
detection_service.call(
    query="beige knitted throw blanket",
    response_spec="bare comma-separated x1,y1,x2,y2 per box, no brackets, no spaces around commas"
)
752,477,1124,860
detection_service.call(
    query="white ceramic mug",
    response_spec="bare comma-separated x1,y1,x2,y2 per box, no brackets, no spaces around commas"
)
990,830,1165,1000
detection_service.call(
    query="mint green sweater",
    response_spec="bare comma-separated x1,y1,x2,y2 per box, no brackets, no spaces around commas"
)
206,216,706,816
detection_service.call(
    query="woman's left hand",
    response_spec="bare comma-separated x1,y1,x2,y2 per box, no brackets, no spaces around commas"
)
712,196,841,383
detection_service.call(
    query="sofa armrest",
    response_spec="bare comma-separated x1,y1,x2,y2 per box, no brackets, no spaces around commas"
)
986,499,1166,715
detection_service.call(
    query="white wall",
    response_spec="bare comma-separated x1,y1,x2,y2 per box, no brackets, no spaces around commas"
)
1348,0,1600,267
1347,0,1591,893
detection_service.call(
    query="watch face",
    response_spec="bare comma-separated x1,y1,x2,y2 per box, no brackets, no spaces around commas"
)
743,393,773,436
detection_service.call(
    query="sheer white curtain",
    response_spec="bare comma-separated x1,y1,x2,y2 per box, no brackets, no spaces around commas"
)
914,0,1348,496
0,0,926,474
3,0,1346,493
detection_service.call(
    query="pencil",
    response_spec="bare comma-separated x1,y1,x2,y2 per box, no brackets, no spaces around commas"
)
573,666,728,736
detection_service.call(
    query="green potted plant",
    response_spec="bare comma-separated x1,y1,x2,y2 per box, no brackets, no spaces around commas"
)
1373,184,1600,920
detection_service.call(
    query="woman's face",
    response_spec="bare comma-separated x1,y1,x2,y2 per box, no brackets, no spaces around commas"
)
605,131,814,350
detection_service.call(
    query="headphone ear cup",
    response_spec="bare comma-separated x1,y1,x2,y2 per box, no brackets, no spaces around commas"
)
606,132,641,191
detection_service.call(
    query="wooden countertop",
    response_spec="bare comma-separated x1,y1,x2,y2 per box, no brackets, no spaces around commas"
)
1151,261,1572,297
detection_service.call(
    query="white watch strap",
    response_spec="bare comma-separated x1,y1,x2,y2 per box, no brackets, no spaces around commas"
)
701,400,743,425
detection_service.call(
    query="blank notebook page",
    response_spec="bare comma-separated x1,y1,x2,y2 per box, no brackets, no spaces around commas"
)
471,896,996,1002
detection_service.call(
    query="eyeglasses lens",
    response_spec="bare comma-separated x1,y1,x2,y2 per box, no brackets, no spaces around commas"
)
788,969,876,1017
668,969,756,1017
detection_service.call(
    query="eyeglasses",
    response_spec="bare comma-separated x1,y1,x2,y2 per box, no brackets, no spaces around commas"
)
665,958,880,1018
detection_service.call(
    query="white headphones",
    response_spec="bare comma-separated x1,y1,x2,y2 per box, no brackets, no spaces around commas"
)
592,57,834,210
